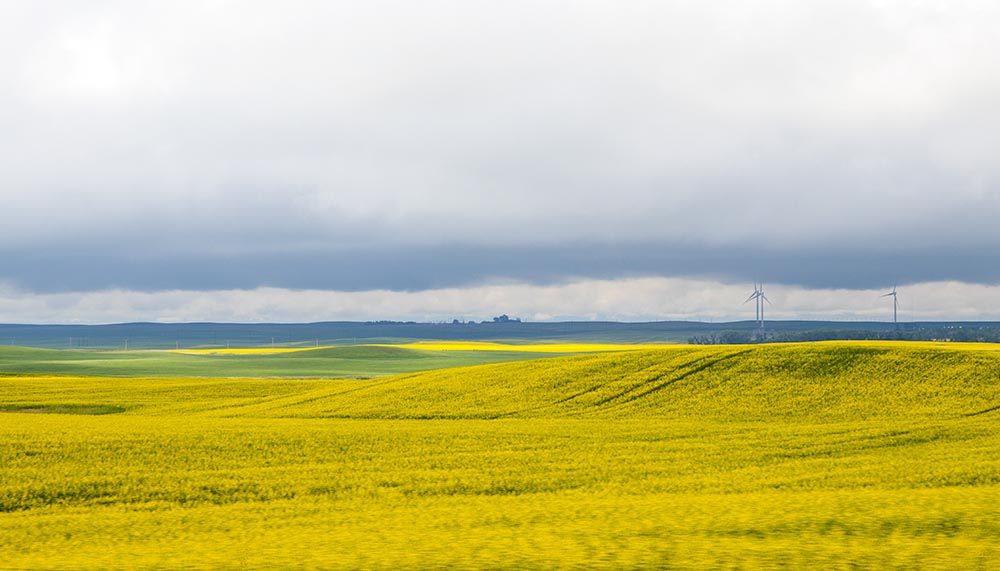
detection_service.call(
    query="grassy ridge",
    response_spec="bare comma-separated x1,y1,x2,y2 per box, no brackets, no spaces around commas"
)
2,342,1000,569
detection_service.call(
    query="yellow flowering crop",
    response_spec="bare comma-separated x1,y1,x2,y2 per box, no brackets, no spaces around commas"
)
373,341,677,352
170,347,328,355
171,341,675,356
2,341,1000,569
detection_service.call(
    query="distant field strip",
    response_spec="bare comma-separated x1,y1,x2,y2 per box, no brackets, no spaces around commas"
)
374,341,677,352
170,347,327,355
172,341,674,355
171,340,1000,356
3,342,1000,569
0,344,572,378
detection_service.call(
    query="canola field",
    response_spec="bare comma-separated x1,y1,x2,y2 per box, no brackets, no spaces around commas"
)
2,342,1000,569
173,341,670,355
369,341,675,353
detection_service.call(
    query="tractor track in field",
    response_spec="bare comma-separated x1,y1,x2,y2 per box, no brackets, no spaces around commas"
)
964,403,1000,417
593,349,751,408
486,355,701,418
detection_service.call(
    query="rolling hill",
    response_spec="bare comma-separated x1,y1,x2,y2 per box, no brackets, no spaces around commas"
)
8,341,992,421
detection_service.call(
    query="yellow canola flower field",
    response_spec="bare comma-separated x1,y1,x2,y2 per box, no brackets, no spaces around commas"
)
171,347,327,355
3,342,1000,570
806,339,1000,352
171,341,674,355
170,339,1000,357
373,340,677,352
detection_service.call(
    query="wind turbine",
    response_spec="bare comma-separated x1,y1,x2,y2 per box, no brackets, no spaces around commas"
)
882,285,899,327
744,281,771,332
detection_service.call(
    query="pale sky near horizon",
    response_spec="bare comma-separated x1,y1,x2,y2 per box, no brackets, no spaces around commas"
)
2,1,999,322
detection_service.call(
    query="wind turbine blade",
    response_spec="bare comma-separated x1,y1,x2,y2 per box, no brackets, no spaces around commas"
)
881,292,894,297
744,293,758,304
762,295,772,305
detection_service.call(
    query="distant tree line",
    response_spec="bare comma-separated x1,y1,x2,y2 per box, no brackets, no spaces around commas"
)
689,331,757,344
365,316,523,326
689,325,1000,345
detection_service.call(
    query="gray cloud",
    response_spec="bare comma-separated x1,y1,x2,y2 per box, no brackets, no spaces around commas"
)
5,242,1000,293
2,1,1000,296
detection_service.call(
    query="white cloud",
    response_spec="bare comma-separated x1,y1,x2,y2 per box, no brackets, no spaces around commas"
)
1,2,999,292
1,279,998,324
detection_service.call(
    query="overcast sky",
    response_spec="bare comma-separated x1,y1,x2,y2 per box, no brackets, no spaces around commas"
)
2,1,999,322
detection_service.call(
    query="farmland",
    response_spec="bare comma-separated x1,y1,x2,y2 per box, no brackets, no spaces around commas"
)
2,342,1000,569
0,344,576,379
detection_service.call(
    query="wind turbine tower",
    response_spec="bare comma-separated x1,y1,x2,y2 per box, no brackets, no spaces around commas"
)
882,285,899,327
744,281,771,334
744,282,761,323
757,282,771,331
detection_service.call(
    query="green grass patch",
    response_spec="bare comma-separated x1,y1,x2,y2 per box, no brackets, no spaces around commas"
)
0,345,565,378
0,404,125,415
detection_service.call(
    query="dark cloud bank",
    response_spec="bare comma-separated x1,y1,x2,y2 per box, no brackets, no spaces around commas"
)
6,243,1000,294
